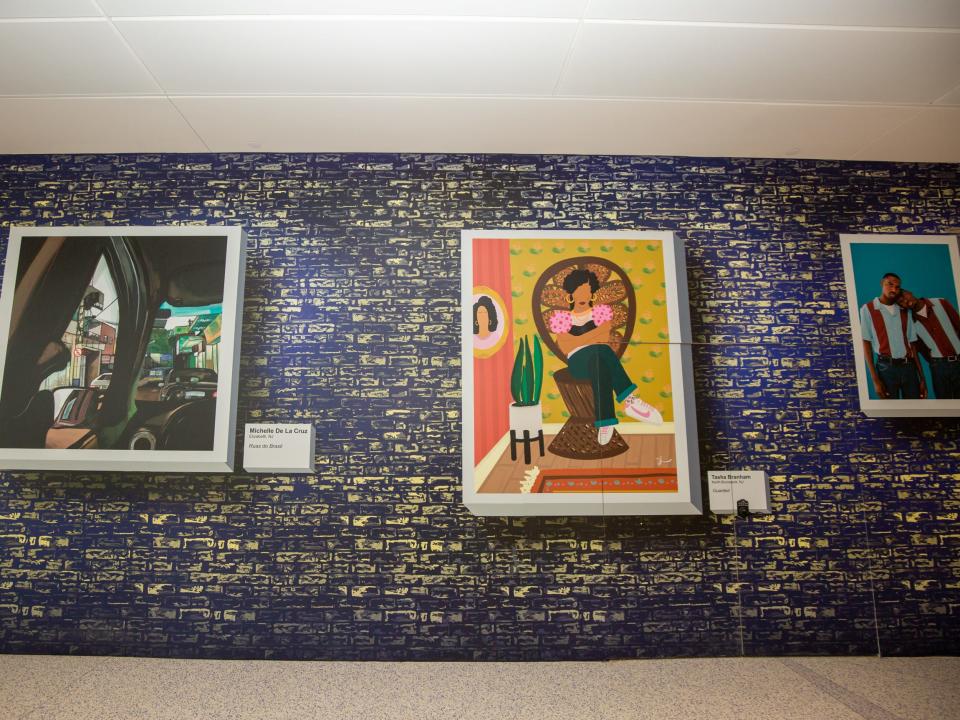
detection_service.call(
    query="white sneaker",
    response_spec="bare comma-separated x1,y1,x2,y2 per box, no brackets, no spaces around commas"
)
623,396,663,425
597,426,614,445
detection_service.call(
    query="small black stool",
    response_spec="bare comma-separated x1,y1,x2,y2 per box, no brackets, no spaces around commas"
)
510,429,545,465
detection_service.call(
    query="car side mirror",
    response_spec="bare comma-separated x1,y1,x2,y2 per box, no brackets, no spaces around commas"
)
52,387,103,426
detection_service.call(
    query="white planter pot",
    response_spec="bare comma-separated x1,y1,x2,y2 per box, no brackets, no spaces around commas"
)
509,403,543,436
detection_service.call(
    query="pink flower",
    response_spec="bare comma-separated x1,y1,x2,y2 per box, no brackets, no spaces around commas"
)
549,311,573,334
592,304,613,325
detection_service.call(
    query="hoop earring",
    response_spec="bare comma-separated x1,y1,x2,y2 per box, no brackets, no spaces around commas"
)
567,294,574,310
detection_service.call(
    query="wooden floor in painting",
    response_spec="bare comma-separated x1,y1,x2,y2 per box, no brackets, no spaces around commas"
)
478,432,676,493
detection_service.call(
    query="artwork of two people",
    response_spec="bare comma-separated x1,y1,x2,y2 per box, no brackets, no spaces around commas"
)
852,240,960,401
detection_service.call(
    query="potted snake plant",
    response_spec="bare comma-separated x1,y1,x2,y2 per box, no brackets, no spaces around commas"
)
509,334,544,438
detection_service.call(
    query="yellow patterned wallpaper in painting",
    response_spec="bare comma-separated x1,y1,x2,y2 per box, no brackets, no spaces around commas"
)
508,238,674,424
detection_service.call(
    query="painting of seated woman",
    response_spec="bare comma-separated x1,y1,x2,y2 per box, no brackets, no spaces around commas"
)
462,231,701,516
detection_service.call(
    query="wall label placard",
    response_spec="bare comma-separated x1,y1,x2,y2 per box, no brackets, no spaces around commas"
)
243,423,315,474
708,470,771,514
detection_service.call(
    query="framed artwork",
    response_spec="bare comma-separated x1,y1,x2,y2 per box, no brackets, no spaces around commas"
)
471,286,510,359
461,230,701,516
0,226,246,471
840,233,960,417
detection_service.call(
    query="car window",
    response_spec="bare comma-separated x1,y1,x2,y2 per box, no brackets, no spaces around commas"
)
40,255,121,393
60,395,78,421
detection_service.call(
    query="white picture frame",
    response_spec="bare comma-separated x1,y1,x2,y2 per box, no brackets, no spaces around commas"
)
840,233,960,417
0,226,246,471
461,230,702,516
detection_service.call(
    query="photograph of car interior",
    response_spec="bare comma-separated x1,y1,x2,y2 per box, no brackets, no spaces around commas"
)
0,234,228,451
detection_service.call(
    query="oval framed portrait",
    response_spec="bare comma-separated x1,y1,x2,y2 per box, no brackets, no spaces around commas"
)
472,286,509,359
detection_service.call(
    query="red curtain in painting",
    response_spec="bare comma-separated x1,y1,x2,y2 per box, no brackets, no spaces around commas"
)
473,238,514,464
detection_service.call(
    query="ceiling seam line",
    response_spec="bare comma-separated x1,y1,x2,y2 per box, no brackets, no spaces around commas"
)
2,15,958,34
163,97,214,154
0,93,943,110
0,17,104,23
103,15,579,24
53,16,960,33
582,19,960,34
550,0,589,96
849,106,927,161
90,0,212,152
930,81,960,106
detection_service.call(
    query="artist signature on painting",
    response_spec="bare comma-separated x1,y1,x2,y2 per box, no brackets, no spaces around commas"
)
656,456,673,467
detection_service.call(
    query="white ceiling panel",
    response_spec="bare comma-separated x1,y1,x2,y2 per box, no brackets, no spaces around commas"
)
586,0,960,28
0,97,207,153
0,20,162,95
0,1,100,18
854,107,960,162
173,95,923,160
98,0,587,18
560,23,960,104
114,18,578,95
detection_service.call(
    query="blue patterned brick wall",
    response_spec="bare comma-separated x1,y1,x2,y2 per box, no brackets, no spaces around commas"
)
0,154,957,659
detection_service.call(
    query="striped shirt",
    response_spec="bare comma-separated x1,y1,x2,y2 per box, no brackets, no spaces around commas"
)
912,298,960,358
860,298,916,359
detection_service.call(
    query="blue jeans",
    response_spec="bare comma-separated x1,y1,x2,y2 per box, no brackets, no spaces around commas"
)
876,358,920,399
928,358,960,399
566,344,637,427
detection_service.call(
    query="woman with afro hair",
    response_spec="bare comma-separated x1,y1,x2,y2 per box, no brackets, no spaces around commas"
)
549,268,663,446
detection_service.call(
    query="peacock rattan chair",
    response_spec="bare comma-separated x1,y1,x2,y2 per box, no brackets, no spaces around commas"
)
532,256,636,460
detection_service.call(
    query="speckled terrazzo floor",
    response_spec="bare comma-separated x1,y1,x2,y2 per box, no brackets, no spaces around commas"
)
2,655,958,720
